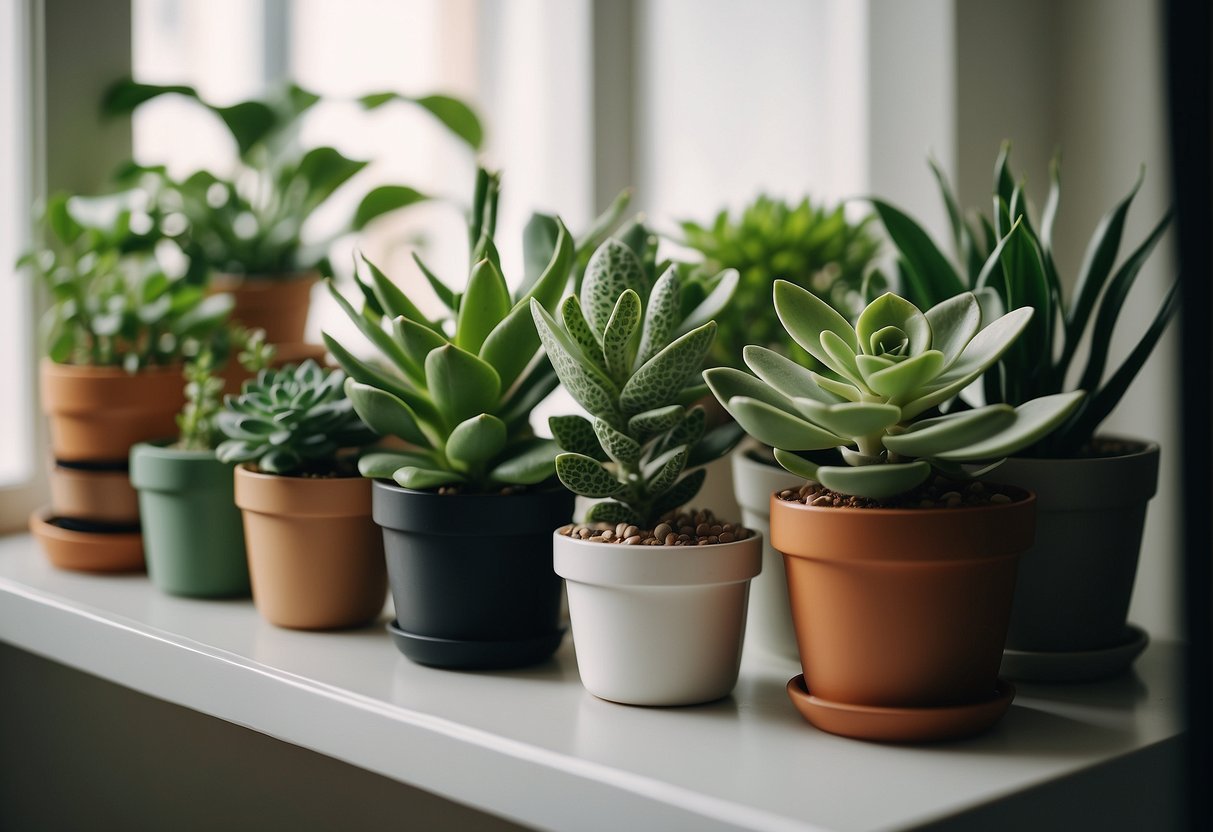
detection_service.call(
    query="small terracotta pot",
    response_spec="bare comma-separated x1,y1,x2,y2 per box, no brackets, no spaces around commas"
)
40,360,185,463
235,466,386,630
49,463,140,524
29,508,144,573
218,341,330,395
770,489,1034,710
211,272,319,345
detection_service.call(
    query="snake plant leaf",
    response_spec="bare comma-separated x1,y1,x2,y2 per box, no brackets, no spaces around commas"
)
792,400,902,438
358,451,437,479
935,391,1085,460
555,453,625,498
857,293,932,356
584,499,642,527
998,220,1052,395
686,421,745,468
325,281,419,382
627,405,685,442
603,289,642,383
650,469,707,519
560,294,606,362
773,448,820,481
344,379,430,448
531,299,621,422
581,238,645,337
456,259,512,353
728,397,846,451
675,268,739,336
357,253,440,334
392,315,446,379
637,267,681,367
743,345,846,404
882,404,1016,458
358,91,483,149
868,199,965,309
773,279,859,367
412,252,457,311
866,349,945,400
549,414,608,459
446,414,508,472
487,438,558,485
924,292,981,370
817,331,871,392
353,185,429,231
808,370,863,402
816,461,933,500
620,322,715,416
425,344,501,427
593,417,642,464
644,447,688,495
394,466,465,490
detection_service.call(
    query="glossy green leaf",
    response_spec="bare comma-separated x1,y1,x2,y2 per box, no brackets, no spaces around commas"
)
816,461,932,500
353,185,428,230
425,344,501,428
358,451,436,479
521,213,561,296
489,438,558,485
344,379,429,447
394,466,464,491
817,331,870,392
773,448,820,481
456,259,511,353
808,371,863,403
294,146,368,213
392,315,447,377
412,253,457,311
555,453,624,498
357,254,439,333
359,91,483,149
869,199,965,308
446,414,507,471
324,280,419,383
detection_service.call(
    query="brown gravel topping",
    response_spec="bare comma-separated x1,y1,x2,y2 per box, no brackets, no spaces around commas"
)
776,477,1021,510
558,508,753,546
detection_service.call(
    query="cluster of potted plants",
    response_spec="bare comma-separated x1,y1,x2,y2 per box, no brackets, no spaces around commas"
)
22,130,1176,745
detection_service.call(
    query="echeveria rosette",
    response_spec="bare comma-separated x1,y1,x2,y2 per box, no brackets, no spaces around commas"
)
531,235,744,528
216,360,378,474
706,281,1086,500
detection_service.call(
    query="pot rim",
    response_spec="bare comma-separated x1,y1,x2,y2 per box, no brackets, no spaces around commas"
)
768,483,1034,518
553,529,763,588
29,507,142,542
39,358,183,380
235,463,372,518
1004,434,1160,465
371,478,573,534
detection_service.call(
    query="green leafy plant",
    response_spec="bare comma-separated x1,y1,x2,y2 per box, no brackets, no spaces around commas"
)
102,78,482,277
176,328,275,451
680,195,883,368
323,168,604,493
22,191,233,372
706,282,1085,500
871,144,1177,455
531,230,744,528
216,359,377,474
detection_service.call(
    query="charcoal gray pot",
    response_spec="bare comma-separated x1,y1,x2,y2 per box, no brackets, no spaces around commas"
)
993,438,1159,660
372,481,574,670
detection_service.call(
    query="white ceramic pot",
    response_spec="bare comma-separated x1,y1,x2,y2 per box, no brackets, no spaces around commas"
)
554,531,762,706
731,447,803,660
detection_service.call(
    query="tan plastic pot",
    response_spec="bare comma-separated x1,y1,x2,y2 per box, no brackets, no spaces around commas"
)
211,272,319,345
40,360,184,462
770,489,1035,709
49,464,140,524
234,466,386,630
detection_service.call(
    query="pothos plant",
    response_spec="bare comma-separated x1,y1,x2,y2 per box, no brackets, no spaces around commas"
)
706,282,1085,501
872,144,1176,456
530,229,745,529
102,78,483,277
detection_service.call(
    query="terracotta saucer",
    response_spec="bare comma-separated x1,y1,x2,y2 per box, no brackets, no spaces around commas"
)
786,674,1015,742
29,507,144,573
386,620,565,671
1000,624,1149,683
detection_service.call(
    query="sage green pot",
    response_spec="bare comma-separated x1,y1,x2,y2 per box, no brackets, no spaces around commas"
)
130,442,250,598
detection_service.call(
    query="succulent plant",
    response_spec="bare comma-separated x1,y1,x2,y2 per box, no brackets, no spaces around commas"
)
323,169,591,493
872,144,1177,456
216,359,377,474
706,282,1085,500
531,229,744,528
680,195,884,368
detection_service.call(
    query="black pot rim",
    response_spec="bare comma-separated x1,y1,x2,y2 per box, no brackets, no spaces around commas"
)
371,479,573,535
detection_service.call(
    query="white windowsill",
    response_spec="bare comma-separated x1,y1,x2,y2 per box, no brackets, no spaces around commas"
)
0,533,1185,832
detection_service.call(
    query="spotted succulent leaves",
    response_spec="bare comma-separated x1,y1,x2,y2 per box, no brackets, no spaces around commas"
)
555,453,626,498
549,414,607,460
619,322,716,416
582,238,645,336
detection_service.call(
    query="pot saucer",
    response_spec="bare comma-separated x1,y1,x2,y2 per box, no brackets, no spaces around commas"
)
30,508,144,573
1000,624,1149,683
785,675,1015,742
386,620,565,671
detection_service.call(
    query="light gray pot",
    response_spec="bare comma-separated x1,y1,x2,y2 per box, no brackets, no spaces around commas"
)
732,446,803,660
993,438,1159,663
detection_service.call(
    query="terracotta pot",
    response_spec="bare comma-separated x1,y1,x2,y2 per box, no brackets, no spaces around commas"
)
218,341,330,395
732,448,803,660
211,272,319,345
994,439,1159,679
40,360,185,463
29,508,143,573
770,489,1034,711
235,466,386,630
554,532,762,706
49,463,140,524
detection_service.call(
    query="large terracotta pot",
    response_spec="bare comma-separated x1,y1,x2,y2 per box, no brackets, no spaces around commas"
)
40,361,184,463
994,439,1159,681
235,466,386,630
211,272,319,345
770,489,1034,740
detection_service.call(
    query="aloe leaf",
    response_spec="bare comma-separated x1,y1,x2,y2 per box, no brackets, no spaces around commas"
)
729,397,847,450
856,293,931,356
530,299,620,421
498,361,560,431
1041,155,1062,257
584,499,642,527
325,281,420,383
793,400,902,438
773,279,859,367
344,379,430,448
928,157,970,266
675,268,739,336
773,448,820,481
637,267,681,367
593,418,641,464
556,453,624,498
816,461,932,500
645,447,688,495
603,289,642,383
650,468,707,519
412,253,457,311
520,213,561,297
550,414,608,459
358,253,440,333
869,199,965,308
575,188,633,260
883,404,1016,458
425,344,501,427
489,438,559,485
620,322,716,416
456,259,511,353
743,344,844,404
581,238,645,337
358,451,437,479
628,405,685,441
925,293,981,370
446,414,508,472
867,349,945,400
935,391,1086,460
394,466,465,491
517,219,575,314
704,366,798,415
